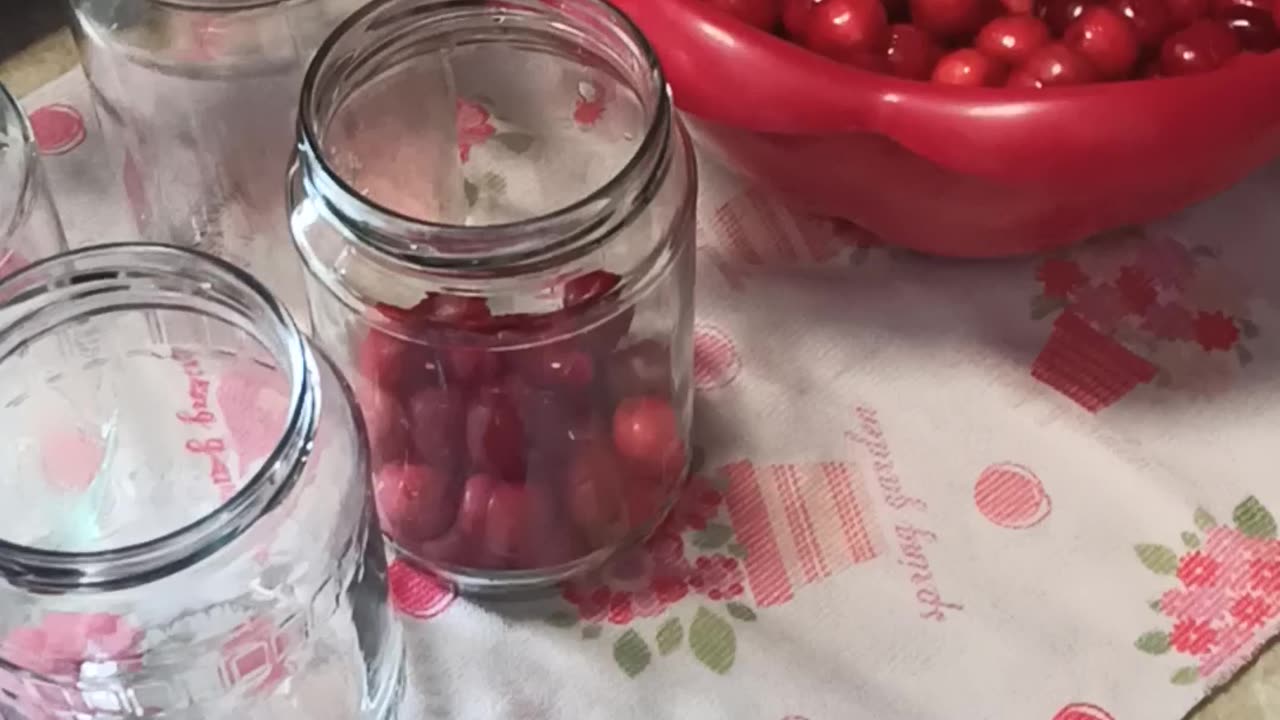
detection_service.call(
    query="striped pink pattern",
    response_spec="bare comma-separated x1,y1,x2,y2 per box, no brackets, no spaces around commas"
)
723,461,794,607
774,464,828,584
821,462,879,563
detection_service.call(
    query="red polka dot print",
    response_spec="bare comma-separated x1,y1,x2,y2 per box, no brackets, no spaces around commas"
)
974,463,1052,529
388,559,458,620
27,104,86,156
1053,704,1114,720
693,324,742,391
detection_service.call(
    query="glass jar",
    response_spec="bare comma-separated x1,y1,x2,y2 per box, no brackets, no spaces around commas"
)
1,82,68,281
289,0,698,591
0,245,404,719
67,0,366,321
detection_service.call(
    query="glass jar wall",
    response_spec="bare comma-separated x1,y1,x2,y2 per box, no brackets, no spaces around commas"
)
0,82,68,282
67,0,366,320
289,0,698,591
0,245,404,719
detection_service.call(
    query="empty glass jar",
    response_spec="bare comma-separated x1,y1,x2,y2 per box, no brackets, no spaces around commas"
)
0,245,404,719
0,82,68,281
67,0,365,320
289,0,698,591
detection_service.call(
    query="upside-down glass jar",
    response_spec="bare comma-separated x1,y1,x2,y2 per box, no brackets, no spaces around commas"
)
0,245,404,719
0,82,68,282
67,0,365,320
289,0,698,591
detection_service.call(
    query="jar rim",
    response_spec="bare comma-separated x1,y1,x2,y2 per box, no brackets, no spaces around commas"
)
0,244,317,594
146,0,293,10
295,0,673,270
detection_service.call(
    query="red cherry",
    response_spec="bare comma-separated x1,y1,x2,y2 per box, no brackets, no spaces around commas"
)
930,48,1010,86
563,270,622,310
377,294,492,330
1110,0,1172,49
1221,4,1279,50
407,386,467,472
1063,6,1140,79
1166,0,1211,26
456,472,498,540
356,382,411,468
703,0,783,29
375,464,458,545
782,0,819,39
976,16,1052,66
566,442,628,548
1007,43,1100,86
484,482,530,561
517,346,596,389
518,478,577,568
466,386,527,483
356,327,442,391
612,396,684,474
884,24,944,79
1160,18,1241,74
1039,0,1100,35
440,345,502,387
911,0,998,38
1212,0,1272,13
1001,0,1036,13
606,340,674,400
803,0,891,58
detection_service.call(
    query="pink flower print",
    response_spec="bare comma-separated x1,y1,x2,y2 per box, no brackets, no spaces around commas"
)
1159,586,1231,626
1141,302,1195,341
1169,617,1218,655
1177,551,1221,588
573,80,607,128
2,613,140,676
1135,235,1195,290
689,556,746,602
1192,311,1240,352
456,99,496,164
563,585,611,623
1115,265,1157,315
1072,283,1132,333
1036,259,1087,299
1228,595,1274,630
1247,558,1280,595
219,617,291,695
1185,268,1252,318
668,475,724,533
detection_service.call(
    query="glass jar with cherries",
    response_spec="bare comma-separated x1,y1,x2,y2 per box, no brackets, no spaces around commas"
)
289,0,698,590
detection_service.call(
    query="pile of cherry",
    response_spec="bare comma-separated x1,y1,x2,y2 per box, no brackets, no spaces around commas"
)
704,0,1278,86
355,271,685,574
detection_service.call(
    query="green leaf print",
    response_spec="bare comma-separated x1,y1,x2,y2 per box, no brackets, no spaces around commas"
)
1171,666,1200,685
690,607,736,674
1194,508,1218,532
1135,544,1180,575
1241,318,1260,339
613,630,652,678
727,542,749,560
656,618,684,656
726,603,757,622
1234,496,1277,539
582,624,603,640
463,179,479,207
1237,345,1255,367
1149,599,1163,612
545,610,578,628
494,132,535,154
1135,631,1171,655
694,523,734,550
1181,532,1201,549
690,445,706,475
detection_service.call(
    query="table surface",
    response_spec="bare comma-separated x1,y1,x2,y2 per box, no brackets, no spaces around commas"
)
1,22,1278,720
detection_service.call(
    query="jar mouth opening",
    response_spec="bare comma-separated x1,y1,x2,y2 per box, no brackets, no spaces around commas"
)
0,244,315,593
296,0,672,269
1,83,36,242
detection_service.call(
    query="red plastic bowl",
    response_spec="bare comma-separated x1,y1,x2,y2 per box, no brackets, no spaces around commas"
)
612,0,1280,257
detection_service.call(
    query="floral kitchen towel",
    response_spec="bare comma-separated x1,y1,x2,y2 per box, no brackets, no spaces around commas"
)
24,68,1280,720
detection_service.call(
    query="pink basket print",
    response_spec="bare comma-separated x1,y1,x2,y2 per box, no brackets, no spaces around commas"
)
1032,311,1158,413
720,461,883,607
